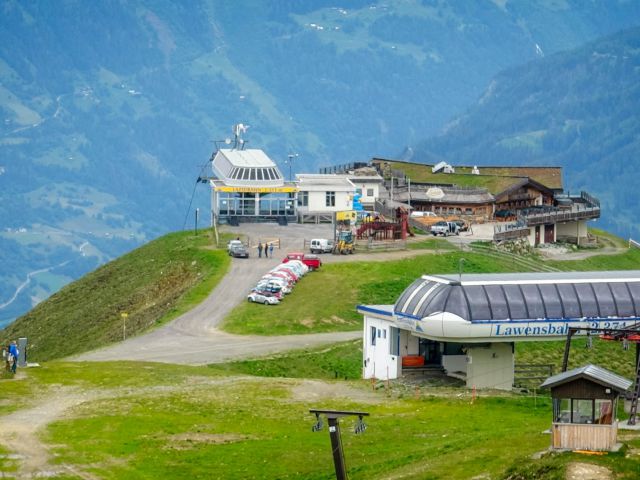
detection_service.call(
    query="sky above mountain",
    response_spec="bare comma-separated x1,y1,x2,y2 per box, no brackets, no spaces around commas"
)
1,0,639,326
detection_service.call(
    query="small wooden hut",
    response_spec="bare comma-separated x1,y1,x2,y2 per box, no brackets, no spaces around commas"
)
540,364,632,451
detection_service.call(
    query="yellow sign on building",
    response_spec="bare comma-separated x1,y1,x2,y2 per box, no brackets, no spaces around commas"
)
215,186,298,193
336,210,357,221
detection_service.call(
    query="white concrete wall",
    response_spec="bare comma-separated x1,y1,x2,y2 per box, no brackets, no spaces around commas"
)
363,316,399,380
465,343,514,390
556,220,588,238
353,181,380,206
442,355,467,375
400,329,419,356
303,190,353,213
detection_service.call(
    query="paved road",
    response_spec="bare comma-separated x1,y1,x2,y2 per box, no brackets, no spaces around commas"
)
73,223,362,365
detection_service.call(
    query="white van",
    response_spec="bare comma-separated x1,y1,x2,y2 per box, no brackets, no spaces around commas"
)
310,238,334,254
410,210,437,218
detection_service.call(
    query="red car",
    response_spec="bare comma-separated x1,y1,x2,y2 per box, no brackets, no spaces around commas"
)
283,252,321,271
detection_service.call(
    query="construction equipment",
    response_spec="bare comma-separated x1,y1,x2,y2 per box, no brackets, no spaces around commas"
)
334,231,354,255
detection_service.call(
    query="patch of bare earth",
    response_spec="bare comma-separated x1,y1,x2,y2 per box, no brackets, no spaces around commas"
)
290,379,382,404
565,462,612,480
164,433,256,450
0,386,105,479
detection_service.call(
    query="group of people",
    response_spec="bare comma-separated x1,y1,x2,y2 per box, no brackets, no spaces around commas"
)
256,241,274,258
2,341,19,374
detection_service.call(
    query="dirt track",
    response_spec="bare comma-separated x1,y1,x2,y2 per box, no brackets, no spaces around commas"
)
73,223,365,365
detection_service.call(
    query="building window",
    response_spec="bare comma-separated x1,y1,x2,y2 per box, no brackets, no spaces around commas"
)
390,327,400,355
367,188,374,197
326,191,336,207
370,326,376,346
298,191,308,207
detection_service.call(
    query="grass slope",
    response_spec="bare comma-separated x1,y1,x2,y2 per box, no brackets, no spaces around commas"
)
224,245,640,336
0,230,230,361
1,359,638,479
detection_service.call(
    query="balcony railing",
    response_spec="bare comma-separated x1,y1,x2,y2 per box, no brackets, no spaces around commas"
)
522,204,600,226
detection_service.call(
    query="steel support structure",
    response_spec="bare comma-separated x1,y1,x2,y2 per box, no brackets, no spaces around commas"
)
309,409,370,480
561,324,640,425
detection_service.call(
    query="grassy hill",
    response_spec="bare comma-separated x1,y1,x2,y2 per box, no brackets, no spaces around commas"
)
1,231,640,477
0,230,230,361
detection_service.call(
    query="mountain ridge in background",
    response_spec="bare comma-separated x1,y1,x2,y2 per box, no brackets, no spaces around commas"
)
412,26,640,240
1,0,639,326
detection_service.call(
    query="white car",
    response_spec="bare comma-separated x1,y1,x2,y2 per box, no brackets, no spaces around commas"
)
281,259,308,275
247,292,280,305
227,239,243,253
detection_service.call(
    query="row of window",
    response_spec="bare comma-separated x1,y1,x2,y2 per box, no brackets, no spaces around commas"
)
296,191,336,207
228,167,282,181
370,326,400,356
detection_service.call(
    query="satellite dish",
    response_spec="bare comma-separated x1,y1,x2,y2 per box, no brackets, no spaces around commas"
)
224,138,231,144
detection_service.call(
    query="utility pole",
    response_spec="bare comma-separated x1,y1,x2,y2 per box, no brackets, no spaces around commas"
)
195,208,199,236
287,153,299,182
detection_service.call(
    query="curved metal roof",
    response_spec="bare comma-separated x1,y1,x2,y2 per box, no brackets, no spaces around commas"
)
394,271,640,322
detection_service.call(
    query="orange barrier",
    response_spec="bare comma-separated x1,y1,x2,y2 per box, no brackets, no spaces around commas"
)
402,355,425,367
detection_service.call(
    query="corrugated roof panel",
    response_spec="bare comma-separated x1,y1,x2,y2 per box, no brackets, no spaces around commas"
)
540,364,632,392
393,272,640,323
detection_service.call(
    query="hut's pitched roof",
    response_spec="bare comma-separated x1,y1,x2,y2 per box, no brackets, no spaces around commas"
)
540,364,632,393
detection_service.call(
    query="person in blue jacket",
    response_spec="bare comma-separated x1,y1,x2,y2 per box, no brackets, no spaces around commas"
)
8,341,18,373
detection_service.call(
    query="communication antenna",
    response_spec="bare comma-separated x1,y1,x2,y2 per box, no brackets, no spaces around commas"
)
232,123,250,149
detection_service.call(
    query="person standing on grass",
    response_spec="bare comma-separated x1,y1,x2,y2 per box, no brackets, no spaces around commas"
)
2,345,10,372
8,341,18,374
257,241,262,258
269,243,274,258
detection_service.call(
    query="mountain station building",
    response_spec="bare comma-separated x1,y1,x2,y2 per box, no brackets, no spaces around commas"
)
210,148,298,224
359,270,640,390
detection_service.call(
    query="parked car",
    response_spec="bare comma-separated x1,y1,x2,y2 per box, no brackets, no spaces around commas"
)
251,288,284,299
255,279,291,294
430,221,460,236
229,245,249,258
263,272,295,288
227,239,243,253
281,259,309,275
283,252,322,270
310,238,334,254
247,292,280,305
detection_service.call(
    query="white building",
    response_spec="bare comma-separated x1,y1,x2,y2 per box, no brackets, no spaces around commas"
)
210,148,297,224
296,174,356,222
359,271,640,390
347,174,384,211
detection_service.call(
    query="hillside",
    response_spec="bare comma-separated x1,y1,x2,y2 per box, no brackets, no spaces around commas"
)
0,230,230,361
3,1,640,326
413,27,640,239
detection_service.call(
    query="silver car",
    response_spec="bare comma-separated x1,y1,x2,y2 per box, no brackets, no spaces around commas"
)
247,292,280,305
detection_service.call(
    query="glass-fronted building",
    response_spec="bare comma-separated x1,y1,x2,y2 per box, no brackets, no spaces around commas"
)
210,148,297,224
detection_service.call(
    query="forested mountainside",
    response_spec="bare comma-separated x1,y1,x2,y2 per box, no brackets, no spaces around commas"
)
1,0,639,326
413,27,640,239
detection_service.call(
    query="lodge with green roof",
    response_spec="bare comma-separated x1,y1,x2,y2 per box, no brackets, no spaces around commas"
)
370,158,600,246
